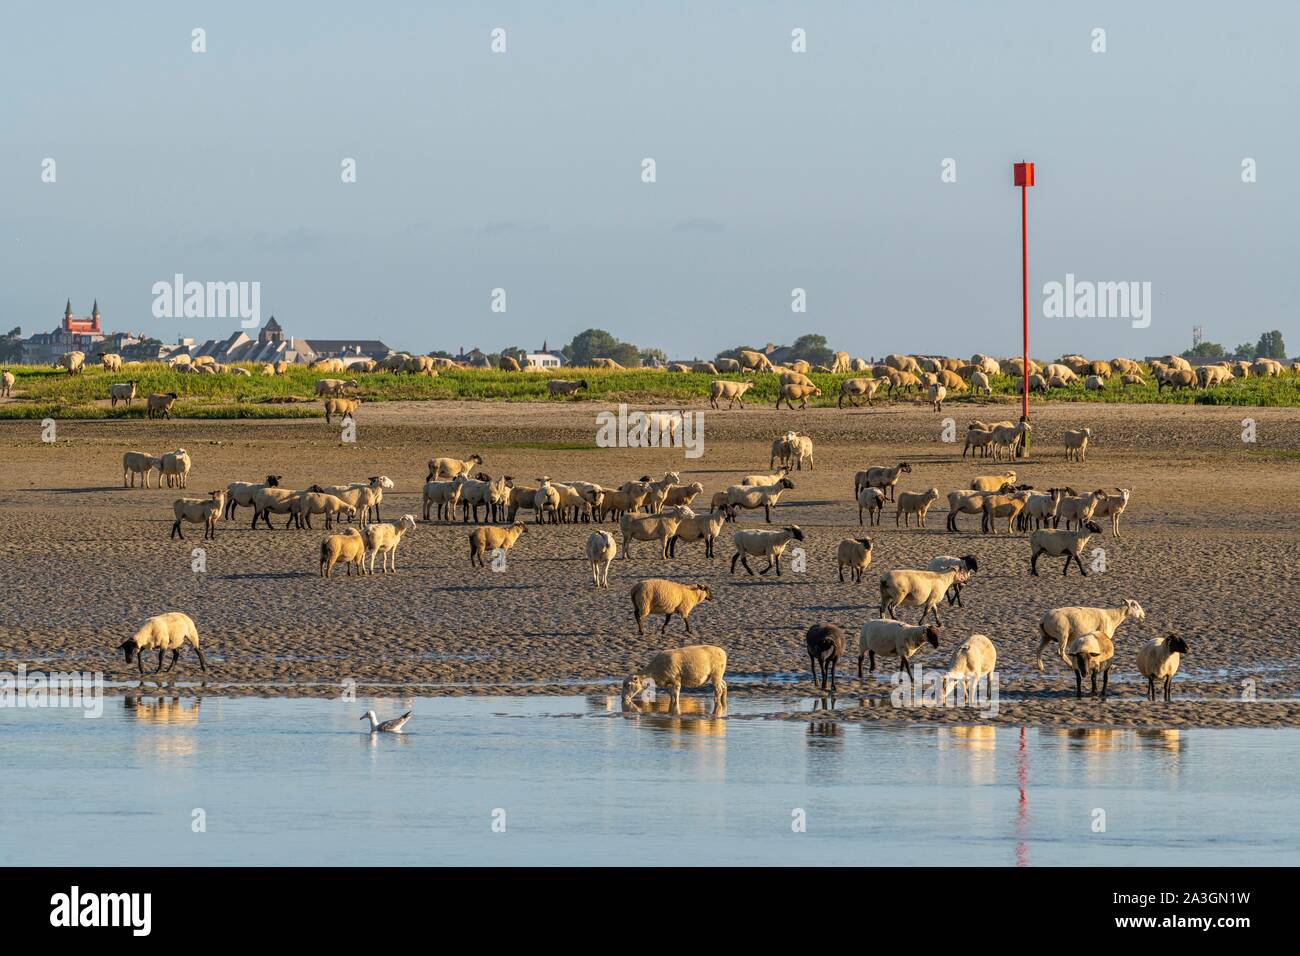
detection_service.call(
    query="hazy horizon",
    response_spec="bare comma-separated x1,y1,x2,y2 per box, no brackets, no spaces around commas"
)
3,1,1296,359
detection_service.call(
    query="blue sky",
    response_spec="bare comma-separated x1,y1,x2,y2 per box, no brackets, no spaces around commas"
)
3,1,1295,358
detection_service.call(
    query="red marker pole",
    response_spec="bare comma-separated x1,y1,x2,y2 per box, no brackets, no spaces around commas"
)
1013,161,1035,458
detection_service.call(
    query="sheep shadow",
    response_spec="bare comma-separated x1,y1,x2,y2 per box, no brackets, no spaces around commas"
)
222,571,314,581
48,485,124,494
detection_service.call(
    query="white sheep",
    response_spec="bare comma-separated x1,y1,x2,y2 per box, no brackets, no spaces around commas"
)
927,554,978,607
1063,427,1092,462
709,379,755,409
970,470,1016,493
725,476,794,523
629,579,712,635
836,536,873,583
122,451,160,488
251,485,298,529
1091,488,1131,538
1136,635,1189,701
428,453,484,480
363,514,417,573
170,490,225,540
622,644,727,714
422,477,463,521
879,567,970,625
108,381,138,407
118,611,207,674
224,474,283,520
667,507,732,559
731,525,805,576
586,530,617,587
928,383,947,410
320,528,367,578
1035,599,1145,672
1029,520,1103,576
619,507,691,559
858,485,885,526
159,449,192,489
942,634,996,705
316,475,394,525
1066,631,1115,699
895,487,940,528
1055,489,1108,530
468,521,527,567
288,490,357,530
857,619,942,680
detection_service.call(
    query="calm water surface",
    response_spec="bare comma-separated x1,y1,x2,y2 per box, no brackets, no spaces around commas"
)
2,694,1295,866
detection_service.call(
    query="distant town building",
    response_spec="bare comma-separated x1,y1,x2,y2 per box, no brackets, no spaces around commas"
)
190,317,392,366
21,300,122,364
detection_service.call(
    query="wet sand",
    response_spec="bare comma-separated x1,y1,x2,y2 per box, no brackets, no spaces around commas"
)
1,399,1298,728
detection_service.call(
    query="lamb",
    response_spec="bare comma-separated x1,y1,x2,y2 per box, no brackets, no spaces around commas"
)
1029,520,1103,576
122,451,161,488
737,349,774,372
109,381,138,407
836,537,873,583
170,490,226,540
928,383,947,410
725,476,795,523
942,634,997,705
806,624,846,691
962,427,996,458
159,449,192,489
896,487,940,528
363,514,417,573
857,462,912,502
668,507,732,558
1091,487,1131,537
879,567,971,625
288,490,358,530
629,578,713,634
622,643,726,714
1036,599,1145,671
586,530,617,587
323,397,359,424
146,392,179,419
224,474,283,520
619,507,691,559
320,528,367,578
731,525,804,576
422,477,463,521
708,379,755,409
775,383,821,409
1063,427,1092,462
1136,635,1189,702
118,611,207,674
858,485,886,526
857,619,941,680
1119,372,1145,387
547,379,589,397
839,377,882,407
927,554,979,606
0,370,12,397
980,490,1030,534
468,521,527,568
1065,631,1115,699
504,480,540,522
970,470,1016,493
427,453,484,480
314,378,358,397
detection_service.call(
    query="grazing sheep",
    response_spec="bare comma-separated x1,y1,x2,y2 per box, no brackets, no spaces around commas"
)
1156,368,1196,392
896,487,940,528
0,369,13,397
363,514,417,573
927,554,978,606
422,477,463,521
806,624,846,691
779,370,815,389
928,383,947,410
118,611,207,674
170,490,226,540
108,381,138,407
839,377,882,407
731,525,805,576
288,490,358,530
943,634,996,704
586,531,617,587
1036,599,1145,671
879,567,971,625
886,370,922,397
547,379,589,397
320,528,368,578
146,392,179,419
969,371,991,396
629,579,712,635
224,474,283,520
314,378,358,397
858,485,886,526
775,382,821,409
468,521,527,568
311,357,346,373
1063,427,1092,462
1091,488,1131,538
1197,365,1231,388
159,449,192,489
1019,372,1049,394
726,476,795,523
98,351,123,371
428,453,484,480
1137,635,1189,702
1066,631,1115,699
970,471,1016,493
715,357,742,373
836,537,873,583
122,451,161,488
622,643,727,713
59,350,86,374
620,507,691,559
857,462,912,502
668,507,732,558
737,349,774,373
857,619,941,680
1084,374,1105,391
324,397,359,424
591,357,623,370
1029,520,1103,576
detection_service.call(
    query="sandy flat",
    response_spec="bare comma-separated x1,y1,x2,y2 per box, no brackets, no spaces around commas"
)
1,398,1298,729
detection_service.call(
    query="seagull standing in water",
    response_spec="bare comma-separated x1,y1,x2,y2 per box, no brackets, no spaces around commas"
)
361,710,412,733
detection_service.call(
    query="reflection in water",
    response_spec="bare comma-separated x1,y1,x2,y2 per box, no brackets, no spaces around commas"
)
1135,728,1182,752
124,695,200,724
621,694,727,739
937,725,996,751
1015,726,1029,868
